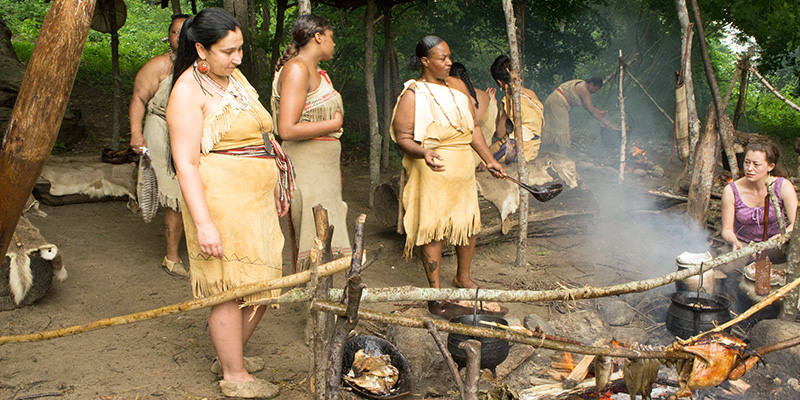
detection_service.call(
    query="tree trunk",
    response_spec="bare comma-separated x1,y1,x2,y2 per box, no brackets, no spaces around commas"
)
675,0,699,165
502,0,528,268
732,55,750,129
267,0,287,94
688,0,740,178
109,0,121,151
618,51,627,183
223,0,255,83
381,3,394,172
0,0,95,258
298,0,311,15
170,0,181,15
686,105,720,224
513,0,525,76
365,0,380,208
781,211,800,321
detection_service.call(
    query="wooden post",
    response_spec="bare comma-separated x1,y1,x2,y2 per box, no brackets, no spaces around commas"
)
781,211,800,321
380,2,394,172
108,0,122,150
365,0,380,208
0,0,95,258
170,0,182,15
223,0,256,82
501,0,529,268
297,0,311,15
325,214,367,400
751,67,800,114
689,0,740,179
618,51,627,183
425,321,465,393
732,55,750,129
310,205,334,399
459,340,481,400
675,0,699,166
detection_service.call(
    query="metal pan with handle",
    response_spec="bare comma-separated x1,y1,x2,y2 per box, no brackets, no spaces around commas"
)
488,167,563,202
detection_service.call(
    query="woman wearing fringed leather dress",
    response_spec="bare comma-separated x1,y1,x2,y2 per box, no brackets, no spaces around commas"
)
391,36,506,317
271,14,351,271
167,8,291,399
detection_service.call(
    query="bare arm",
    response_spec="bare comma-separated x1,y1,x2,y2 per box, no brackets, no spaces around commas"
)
167,75,223,258
780,179,798,233
576,83,609,125
129,54,170,153
721,184,743,250
392,85,444,171
276,61,343,141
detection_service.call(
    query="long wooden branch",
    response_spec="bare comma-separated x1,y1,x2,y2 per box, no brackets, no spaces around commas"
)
0,255,355,344
767,180,786,234
311,301,692,360
249,234,790,306
627,70,674,124
425,320,464,393
750,67,800,114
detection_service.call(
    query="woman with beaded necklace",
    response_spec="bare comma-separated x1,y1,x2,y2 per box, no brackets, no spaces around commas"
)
271,14,350,271
391,36,506,316
167,8,287,399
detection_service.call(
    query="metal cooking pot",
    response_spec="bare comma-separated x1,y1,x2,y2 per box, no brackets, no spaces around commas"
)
665,291,731,339
447,314,510,375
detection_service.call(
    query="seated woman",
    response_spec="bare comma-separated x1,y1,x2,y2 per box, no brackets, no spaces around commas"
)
489,55,543,163
720,139,797,310
448,62,497,168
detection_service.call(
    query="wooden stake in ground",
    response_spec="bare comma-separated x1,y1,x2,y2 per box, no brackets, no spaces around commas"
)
365,0,380,208
780,210,800,321
460,339,481,400
675,0,699,163
618,50,627,183
0,0,96,258
501,0,529,269
425,321,465,393
310,205,334,400
324,214,367,400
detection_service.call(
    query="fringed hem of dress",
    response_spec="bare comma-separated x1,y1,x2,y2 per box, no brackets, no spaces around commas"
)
403,214,481,259
192,278,281,305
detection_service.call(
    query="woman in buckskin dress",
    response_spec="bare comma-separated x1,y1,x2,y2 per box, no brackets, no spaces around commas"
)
167,8,288,399
271,14,350,270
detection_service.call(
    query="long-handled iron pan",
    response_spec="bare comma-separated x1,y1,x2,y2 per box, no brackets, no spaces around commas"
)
488,168,563,202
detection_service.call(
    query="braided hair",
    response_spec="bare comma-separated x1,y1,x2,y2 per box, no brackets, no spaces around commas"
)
449,62,479,109
275,14,332,72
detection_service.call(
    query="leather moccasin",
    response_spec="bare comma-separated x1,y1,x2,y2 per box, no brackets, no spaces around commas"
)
219,377,279,399
210,356,265,376
162,257,189,277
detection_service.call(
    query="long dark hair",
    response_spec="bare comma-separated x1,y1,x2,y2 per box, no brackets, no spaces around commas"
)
407,35,444,71
449,62,478,108
171,8,241,91
275,14,332,72
490,54,511,85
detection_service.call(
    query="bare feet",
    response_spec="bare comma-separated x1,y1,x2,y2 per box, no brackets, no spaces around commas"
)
453,276,479,289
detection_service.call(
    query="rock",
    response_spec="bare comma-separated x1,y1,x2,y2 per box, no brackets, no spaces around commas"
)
523,313,554,335
549,310,610,344
749,319,800,376
650,166,665,178
597,299,635,326
633,168,647,177
600,166,618,176
789,378,800,391
609,326,649,346
385,309,450,394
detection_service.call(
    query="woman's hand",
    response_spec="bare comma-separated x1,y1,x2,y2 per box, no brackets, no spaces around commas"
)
196,221,223,258
275,185,289,217
486,159,507,178
332,110,343,131
424,149,445,171
130,135,147,154
485,87,497,98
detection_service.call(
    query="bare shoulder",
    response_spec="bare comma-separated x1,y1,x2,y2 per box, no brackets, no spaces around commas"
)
280,59,310,81
171,69,202,101
140,52,172,77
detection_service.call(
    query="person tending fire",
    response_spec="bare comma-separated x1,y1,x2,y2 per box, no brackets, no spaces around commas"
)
541,77,611,154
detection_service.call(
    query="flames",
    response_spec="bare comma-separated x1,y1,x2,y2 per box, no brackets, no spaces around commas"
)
631,146,646,158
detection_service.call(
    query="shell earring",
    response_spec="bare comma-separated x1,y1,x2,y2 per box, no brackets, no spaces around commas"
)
196,60,209,74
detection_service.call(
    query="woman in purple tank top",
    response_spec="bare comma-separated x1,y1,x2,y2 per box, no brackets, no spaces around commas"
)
721,140,797,251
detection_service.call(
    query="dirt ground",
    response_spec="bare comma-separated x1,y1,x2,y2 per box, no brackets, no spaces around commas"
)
0,83,787,400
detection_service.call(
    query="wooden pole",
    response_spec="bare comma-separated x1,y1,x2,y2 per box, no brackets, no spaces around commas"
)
618,51,627,183
365,0,380,208
675,0,699,165
108,0,122,151
324,214,367,400
0,255,355,344
0,0,96,258
460,340,481,400
626,70,674,124
781,209,800,320
380,3,394,172
688,0,740,178
751,67,800,114
425,321,465,393
170,0,181,15
732,55,750,129
310,205,334,400
501,0,529,268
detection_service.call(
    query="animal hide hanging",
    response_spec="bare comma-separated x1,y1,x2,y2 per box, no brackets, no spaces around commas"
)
5,216,67,304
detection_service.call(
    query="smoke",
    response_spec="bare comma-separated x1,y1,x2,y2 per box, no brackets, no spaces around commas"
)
585,181,711,280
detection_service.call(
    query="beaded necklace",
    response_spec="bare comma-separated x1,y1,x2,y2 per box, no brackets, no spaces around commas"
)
420,79,468,134
192,62,251,110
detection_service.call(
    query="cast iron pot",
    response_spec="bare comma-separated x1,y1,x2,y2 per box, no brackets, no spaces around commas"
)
447,314,510,375
341,335,412,399
600,125,633,148
666,291,731,339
